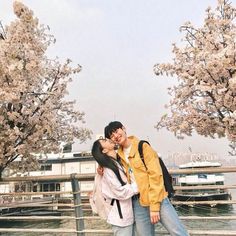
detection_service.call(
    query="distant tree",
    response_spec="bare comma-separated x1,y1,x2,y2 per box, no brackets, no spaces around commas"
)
0,1,92,177
154,0,236,152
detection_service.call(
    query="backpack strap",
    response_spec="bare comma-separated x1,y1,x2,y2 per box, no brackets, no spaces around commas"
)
138,140,175,198
138,140,150,169
111,199,123,219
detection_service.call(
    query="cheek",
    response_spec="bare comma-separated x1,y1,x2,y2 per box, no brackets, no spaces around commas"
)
111,137,116,142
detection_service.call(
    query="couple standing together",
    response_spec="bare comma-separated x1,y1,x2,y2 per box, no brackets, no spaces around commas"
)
92,121,189,236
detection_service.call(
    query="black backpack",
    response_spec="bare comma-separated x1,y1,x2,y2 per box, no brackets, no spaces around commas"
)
138,140,174,198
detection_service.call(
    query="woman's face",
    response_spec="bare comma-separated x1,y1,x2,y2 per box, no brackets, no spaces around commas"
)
99,138,115,152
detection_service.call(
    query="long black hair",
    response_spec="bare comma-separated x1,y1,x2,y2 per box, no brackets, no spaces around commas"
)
91,139,126,186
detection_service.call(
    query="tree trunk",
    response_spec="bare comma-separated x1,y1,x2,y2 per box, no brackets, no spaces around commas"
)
0,166,5,180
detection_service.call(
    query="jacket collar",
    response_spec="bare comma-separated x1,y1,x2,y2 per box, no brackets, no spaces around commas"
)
117,136,139,159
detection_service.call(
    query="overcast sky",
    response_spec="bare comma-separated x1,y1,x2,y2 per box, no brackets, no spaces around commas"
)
1,0,236,159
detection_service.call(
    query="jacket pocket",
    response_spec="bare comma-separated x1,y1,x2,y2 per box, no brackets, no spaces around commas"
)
132,158,147,171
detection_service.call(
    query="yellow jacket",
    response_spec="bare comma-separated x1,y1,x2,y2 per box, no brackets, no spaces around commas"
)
117,136,168,211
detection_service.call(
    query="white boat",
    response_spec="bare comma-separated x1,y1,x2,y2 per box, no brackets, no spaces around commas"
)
179,161,221,169
173,161,231,206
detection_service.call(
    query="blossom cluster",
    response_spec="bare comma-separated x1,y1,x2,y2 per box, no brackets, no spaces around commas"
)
0,1,92,175
154,0,236,143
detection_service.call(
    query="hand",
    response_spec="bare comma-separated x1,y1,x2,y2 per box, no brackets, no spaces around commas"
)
97,165,104,176
131,182,139,194
87,191,93,197
150,211,160,224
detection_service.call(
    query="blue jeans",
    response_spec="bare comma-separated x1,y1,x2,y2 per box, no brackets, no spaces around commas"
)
132,197,189,236
132,196,155,236
160,198,189,236
112,224,134,236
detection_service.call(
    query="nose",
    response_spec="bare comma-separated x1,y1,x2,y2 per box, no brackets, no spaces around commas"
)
113,133,120,142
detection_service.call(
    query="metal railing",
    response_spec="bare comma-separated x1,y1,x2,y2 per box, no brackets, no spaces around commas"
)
0,166,235,235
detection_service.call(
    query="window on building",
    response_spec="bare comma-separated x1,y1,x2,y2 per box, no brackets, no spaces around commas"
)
56,183,60,191
15,183,26,192
40,164,52,171
33,185,37,192
39,183,60,192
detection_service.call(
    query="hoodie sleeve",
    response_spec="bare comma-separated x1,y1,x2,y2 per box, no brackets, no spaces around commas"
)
102,168,136,200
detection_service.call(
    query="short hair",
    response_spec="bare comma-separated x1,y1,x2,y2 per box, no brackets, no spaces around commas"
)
104,121,123,138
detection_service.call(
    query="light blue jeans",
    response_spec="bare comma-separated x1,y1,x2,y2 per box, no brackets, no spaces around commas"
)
132,197,189,236
112,224,134,236
132,196,155,236
160,198,189,236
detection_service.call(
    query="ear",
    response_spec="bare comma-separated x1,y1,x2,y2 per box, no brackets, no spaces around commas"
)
102,148,108,154
122,126,126,133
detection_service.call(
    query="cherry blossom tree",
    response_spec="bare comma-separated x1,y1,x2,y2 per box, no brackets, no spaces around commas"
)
154,0,236,150
0,1,92,177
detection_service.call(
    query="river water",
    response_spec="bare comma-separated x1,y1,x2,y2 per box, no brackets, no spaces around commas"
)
0,173,235,235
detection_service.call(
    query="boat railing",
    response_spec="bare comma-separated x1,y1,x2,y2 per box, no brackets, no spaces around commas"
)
0,166,235,235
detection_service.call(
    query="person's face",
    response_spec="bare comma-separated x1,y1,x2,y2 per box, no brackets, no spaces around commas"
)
109,127,127,146
99,138,115,152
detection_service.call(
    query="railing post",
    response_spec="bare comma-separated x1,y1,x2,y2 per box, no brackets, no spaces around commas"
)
71,173,84,236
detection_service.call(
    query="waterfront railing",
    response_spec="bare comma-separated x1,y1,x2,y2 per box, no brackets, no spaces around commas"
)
0,166,235,235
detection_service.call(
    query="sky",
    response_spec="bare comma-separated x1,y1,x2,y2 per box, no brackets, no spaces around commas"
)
1,0,236,160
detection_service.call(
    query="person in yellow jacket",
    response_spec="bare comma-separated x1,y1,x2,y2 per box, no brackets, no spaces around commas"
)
104,121,189,236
